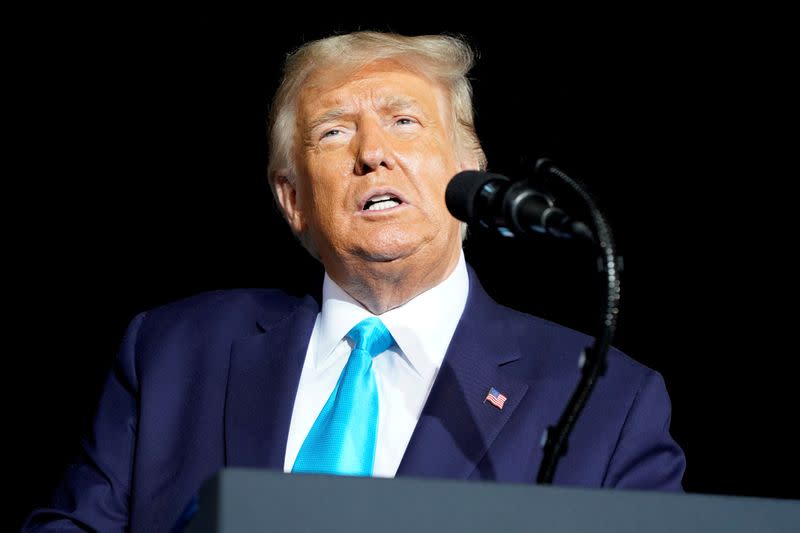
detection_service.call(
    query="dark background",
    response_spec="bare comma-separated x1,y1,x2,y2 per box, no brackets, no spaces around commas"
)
12,9,797,528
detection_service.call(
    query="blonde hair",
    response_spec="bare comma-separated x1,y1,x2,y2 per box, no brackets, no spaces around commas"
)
267,31,487,192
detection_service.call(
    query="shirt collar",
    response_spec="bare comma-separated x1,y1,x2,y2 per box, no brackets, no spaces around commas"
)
315,251,470,376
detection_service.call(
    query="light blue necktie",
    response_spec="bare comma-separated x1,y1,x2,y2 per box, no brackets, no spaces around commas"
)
292,317,394,476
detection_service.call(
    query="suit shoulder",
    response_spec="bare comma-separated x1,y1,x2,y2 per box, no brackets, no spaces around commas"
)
492,301,656,381
146,288,310,321
113,288,318,382
128,288,316,351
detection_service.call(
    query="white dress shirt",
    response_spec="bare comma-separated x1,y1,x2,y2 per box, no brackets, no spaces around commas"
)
283,252,469,477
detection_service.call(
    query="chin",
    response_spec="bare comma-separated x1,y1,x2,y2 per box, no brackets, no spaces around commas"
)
354,230,424,264
349,219,461,263
356,245,415,263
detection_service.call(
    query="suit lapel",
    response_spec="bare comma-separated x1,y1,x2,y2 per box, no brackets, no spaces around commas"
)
224,295,319,469
397,269,529,479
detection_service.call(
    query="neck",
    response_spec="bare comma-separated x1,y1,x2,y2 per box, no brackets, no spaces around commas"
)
328,249,461,315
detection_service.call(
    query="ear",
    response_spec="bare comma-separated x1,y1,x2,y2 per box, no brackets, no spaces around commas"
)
273,172,306,235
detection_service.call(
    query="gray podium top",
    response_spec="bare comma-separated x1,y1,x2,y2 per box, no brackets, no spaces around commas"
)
185,468,799,533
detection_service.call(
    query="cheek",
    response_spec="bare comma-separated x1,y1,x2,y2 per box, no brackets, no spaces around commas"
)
415,144,460,198
302,157,350,212
319,150,356,176
400,134,457,173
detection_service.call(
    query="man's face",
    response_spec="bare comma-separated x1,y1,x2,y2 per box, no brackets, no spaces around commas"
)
279,61,471,278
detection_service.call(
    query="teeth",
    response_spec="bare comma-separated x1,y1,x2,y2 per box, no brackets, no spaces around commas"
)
367,199,400,211
369,194,393,202
364,193,402,211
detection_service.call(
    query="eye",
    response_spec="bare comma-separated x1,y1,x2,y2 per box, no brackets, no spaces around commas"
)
322,129,342,138
395,117,416,126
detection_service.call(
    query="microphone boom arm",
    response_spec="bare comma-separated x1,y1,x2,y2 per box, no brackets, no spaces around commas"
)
444,160,622,483
534,158,621,484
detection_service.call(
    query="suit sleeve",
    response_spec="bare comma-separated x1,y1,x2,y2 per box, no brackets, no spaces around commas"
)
22,312,146,532
602,369,686,490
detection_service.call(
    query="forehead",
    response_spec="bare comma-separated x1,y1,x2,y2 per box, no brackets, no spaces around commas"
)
297,60,446,121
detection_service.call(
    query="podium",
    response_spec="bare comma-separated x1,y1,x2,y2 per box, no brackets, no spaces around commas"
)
184,468,799,532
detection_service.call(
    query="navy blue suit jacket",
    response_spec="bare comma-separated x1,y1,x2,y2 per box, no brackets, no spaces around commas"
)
25,267,685,532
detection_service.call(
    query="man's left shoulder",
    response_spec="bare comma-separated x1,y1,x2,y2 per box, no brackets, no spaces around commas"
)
491,302,660,389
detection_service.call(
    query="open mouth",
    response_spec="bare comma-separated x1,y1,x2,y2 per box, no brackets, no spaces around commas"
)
363,193,403,211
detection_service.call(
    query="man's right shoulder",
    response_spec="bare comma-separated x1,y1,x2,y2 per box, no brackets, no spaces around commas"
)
127,288,319,349
149,288,315,320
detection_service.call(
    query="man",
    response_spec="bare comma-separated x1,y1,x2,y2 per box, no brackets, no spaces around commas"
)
24,31,685,532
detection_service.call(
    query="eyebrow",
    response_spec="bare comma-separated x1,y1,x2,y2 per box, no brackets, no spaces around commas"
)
306,108,352,134
379,95,423,114
305,96,426,134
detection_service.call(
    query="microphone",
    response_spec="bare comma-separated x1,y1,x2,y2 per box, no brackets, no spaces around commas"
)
445,170,592,241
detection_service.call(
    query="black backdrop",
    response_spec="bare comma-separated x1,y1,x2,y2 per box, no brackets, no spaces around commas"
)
12,9,797,528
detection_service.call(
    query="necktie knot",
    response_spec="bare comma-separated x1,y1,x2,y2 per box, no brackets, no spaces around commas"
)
347,317,394,357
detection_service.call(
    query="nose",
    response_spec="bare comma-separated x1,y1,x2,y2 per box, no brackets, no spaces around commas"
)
354,119,396,176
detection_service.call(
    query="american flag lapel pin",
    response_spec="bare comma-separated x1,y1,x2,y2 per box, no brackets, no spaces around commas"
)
484,387,507,410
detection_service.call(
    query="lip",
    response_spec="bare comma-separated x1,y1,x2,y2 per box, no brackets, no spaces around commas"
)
356,187,410,212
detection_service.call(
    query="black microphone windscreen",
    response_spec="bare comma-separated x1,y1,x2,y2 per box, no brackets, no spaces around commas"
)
445,171,494,222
